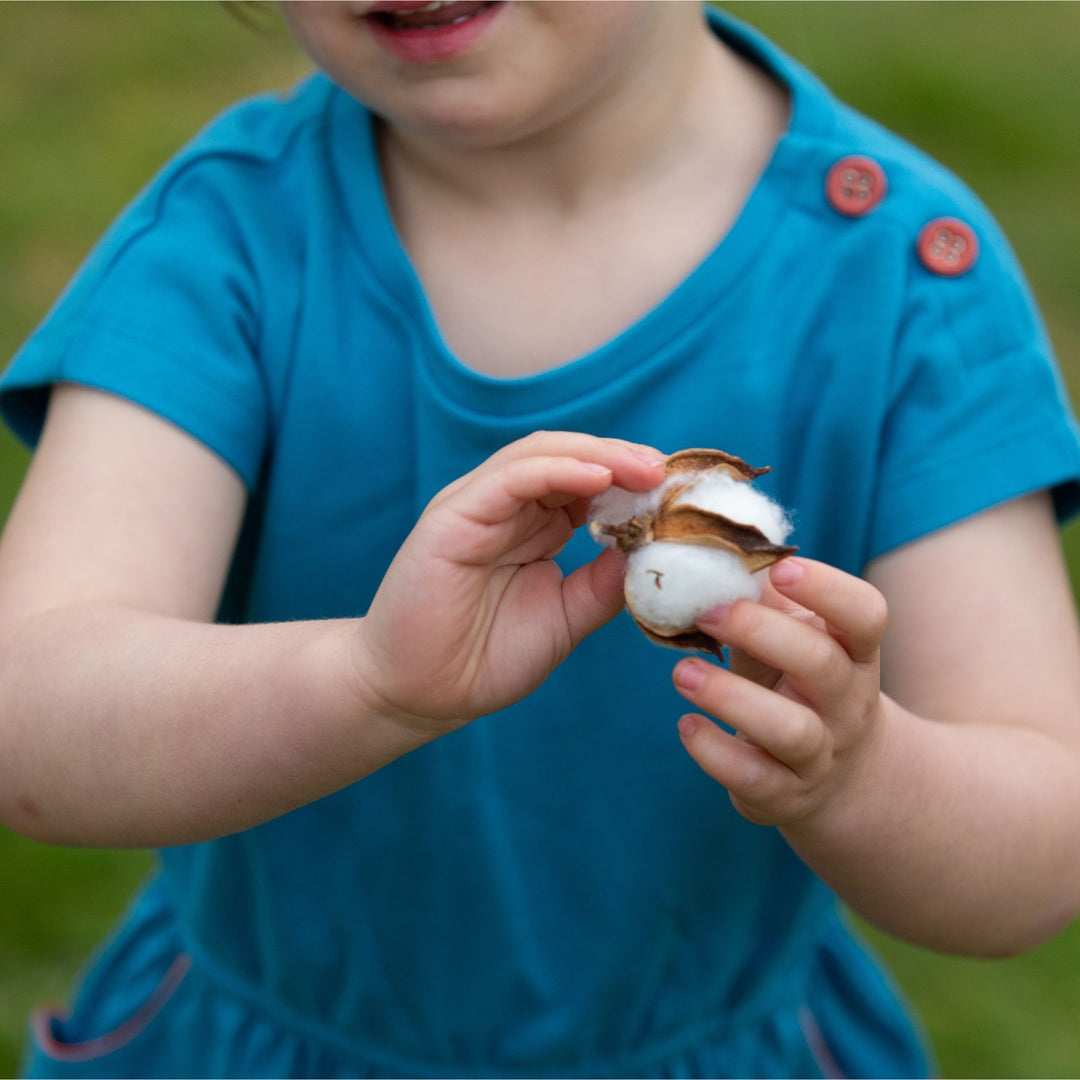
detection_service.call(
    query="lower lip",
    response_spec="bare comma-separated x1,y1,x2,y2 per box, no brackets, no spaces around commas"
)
366,2,506,65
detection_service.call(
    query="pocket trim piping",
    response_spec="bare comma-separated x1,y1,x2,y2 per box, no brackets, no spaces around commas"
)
32,952,193,1063
797,1004,847,1080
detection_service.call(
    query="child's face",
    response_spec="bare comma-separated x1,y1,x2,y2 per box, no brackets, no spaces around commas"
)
279,1,692,148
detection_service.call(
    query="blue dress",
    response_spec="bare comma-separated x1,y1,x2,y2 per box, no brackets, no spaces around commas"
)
5,9,1079,1078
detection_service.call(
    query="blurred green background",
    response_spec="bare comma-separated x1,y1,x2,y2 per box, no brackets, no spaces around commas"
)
1,3,1079,1077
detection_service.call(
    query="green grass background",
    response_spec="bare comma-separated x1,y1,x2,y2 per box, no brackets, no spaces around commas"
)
1,3,1079,1076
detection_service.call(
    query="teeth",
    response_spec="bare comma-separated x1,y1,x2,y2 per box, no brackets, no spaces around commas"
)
387,1,454,13
375,0,491,27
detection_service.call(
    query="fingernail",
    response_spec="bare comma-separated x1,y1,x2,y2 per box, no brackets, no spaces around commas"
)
770,558,804,587
583,463,613,477
631,450,666,469
673,660,706,691
678,714,700,739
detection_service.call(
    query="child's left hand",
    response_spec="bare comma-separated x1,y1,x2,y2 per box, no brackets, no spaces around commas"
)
672,557,889,828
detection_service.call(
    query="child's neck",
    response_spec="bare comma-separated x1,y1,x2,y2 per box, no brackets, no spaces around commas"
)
379,22,789,378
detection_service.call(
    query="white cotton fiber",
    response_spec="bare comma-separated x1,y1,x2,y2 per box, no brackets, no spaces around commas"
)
624,543,761,631
587,476,681,547
672,471,792,545
588,475,684,526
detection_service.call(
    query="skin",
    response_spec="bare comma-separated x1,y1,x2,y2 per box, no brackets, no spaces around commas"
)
280,1,789,375
0,387,665,844
1,2,1079,962
674,513,1080,954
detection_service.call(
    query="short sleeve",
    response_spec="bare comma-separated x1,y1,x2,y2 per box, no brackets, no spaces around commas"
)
867,204,1080,560
0,154,271,491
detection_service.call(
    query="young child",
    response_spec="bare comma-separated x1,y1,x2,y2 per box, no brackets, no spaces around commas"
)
3,3,1080,1076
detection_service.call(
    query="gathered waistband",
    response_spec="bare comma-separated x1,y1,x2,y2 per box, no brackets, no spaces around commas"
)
24,876,929,1079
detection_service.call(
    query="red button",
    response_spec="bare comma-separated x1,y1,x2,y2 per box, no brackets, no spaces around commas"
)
826,156,887,216
917,217,979,276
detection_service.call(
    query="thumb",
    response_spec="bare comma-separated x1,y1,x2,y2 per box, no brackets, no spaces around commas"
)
561,548,628,648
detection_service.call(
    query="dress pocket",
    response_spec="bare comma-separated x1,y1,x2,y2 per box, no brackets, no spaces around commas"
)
797,1004,847,1079
30,952,192,1071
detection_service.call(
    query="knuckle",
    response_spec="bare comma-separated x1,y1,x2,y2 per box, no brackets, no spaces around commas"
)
863,590,889,644
730,788,784,827
730,795,772,826
503,430,552,459
729,748,784,816
779,708,822,762
694,733,735,786
730,751,769,802
523,429,555,449
807,634,844,683
731,780,815,829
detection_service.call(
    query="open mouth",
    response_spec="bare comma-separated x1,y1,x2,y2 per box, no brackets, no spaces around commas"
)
370,1,500,32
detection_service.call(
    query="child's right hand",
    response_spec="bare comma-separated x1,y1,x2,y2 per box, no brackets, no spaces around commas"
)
352,432,666,738
0,398,666,844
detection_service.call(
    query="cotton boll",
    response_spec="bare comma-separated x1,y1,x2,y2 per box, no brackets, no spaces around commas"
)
673,472,792,545
586,447,795,652
624,542,763,633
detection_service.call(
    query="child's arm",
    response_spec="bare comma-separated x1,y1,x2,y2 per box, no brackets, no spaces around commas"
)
0,384,665,847
673,491,1080,956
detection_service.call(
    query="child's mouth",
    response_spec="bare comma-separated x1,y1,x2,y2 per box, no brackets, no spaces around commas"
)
372,1,498,32
365,1,505,64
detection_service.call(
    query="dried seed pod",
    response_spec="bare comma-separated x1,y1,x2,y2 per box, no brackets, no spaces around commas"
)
588,449,796,656
663,447,771,482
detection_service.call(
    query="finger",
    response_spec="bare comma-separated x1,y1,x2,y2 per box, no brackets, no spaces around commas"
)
498,511,575,566
485,432,667,493
673,658,825,772
462,456,620,527
676,712,797,821
727,575,818,688
561,547,629,647
696,599,853,708
769,558,888,664
755,574,820,625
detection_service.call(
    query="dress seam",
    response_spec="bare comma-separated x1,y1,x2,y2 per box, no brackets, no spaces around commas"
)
182,933,801,1080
